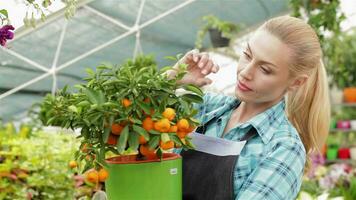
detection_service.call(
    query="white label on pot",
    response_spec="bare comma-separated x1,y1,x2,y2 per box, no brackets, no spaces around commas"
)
170,168,177,175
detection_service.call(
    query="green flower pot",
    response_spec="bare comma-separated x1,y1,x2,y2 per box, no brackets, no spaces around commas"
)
326,146,339,160
330,118,337,129
105,153,182,200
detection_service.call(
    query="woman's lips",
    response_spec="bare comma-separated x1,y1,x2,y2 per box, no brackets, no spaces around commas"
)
237,81,252,92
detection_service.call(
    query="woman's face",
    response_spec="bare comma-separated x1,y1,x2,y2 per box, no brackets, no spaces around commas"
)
235,29,297,105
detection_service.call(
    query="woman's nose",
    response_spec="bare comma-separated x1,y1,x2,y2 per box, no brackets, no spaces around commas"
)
239,64,254,80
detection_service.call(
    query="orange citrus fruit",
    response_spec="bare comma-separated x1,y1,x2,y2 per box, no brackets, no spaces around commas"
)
177,119,189,131
139,145,157,159
111,123,124,135
168,125,178,133
177,130,187,139
154,118,171,132
160,140,174,150
139,135,147,144
69,160,78,168
107,134,118,145
162,108,176,121
98,168,109,182
85,169,99,183
122,98,132,107
81,143,89,153
142,117,154,131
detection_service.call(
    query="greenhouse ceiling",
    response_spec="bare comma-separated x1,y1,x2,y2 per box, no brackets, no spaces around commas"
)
0,0,289,121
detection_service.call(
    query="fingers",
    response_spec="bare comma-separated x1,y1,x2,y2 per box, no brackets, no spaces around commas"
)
212,63,219,73
201,60,213,75
184,50,220,74
185,49,200,63
197,53,209,68
196,78,213,87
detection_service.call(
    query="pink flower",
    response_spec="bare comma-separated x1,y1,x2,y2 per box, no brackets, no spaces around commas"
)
0,25,15,46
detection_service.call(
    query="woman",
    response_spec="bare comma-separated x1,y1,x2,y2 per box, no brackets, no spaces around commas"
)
169,16,330,200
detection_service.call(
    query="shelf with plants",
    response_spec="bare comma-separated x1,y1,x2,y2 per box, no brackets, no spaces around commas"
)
329,129,356,133
325,129,356,164
325,159,356,166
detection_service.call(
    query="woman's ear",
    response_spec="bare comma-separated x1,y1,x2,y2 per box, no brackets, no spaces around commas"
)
287,75,308,91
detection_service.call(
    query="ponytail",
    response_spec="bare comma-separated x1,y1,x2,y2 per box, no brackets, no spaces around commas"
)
286,60,330,154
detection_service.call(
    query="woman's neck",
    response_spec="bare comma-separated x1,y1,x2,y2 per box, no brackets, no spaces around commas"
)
233,99,282,123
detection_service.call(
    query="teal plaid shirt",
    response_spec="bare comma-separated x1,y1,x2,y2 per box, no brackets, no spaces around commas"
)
179,92,306,200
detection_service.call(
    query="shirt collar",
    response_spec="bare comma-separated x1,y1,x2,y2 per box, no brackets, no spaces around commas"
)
246,99,286,144
203,97,287,144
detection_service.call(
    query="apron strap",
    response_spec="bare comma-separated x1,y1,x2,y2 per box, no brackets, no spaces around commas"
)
240,127,257,141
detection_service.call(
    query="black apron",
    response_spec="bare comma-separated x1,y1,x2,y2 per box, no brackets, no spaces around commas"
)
181,105,257,200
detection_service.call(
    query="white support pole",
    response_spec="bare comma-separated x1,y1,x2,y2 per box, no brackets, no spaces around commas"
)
56,0,196,72
135,0,146,26
0,0,198,102
1,48,49,72
83,5,131,31
0,71,52,100
51,22,68,95
139,0,196,30
133,30,143,59
56,29,136,72
133,0,146,59
10,0,94,43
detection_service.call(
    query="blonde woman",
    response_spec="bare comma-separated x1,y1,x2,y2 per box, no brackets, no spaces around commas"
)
170,16,330,200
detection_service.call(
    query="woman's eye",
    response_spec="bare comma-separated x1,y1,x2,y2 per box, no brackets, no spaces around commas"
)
243,51,251,60
261,66,271,74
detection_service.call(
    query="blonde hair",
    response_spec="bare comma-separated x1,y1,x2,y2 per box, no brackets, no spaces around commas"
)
261,16,330,169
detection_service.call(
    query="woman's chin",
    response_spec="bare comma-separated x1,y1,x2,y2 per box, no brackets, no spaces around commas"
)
235,89,247,101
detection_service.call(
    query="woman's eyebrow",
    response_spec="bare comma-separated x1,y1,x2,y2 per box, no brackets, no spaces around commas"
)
246,42,278,69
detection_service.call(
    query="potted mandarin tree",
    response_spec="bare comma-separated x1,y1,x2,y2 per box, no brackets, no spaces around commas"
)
39,55,203,199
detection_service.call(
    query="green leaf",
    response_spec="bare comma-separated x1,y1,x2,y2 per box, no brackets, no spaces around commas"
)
164,56,178,61
170,135,183,146
85,68,95,76
136,100,151,114
77,100,90,107
83,88,99,104
185,138,196,149
181,94,203,104
102,126,111,144
189,117,200,125
46,117,56,125
97,91,106,105
157,148,163,160
0,9,8,18
183,84,204,96
161,133,170,143
167,97,178,105
132,125,149,140
148,130,161,135
81,127,90,139
103,102,118,108
117,125,129,154
68,105,78,113
128,131,139,151
97,64,113,70
148,135,159,150
159,66,172,73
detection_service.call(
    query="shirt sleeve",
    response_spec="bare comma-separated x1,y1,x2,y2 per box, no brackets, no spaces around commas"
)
235,140,306,200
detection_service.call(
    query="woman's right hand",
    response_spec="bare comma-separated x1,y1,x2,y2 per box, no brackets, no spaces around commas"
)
169,49,220,87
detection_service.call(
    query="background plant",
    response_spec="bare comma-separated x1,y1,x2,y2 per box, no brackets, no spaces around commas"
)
289,0,356,89
195,15,242,49
0,121,95,200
